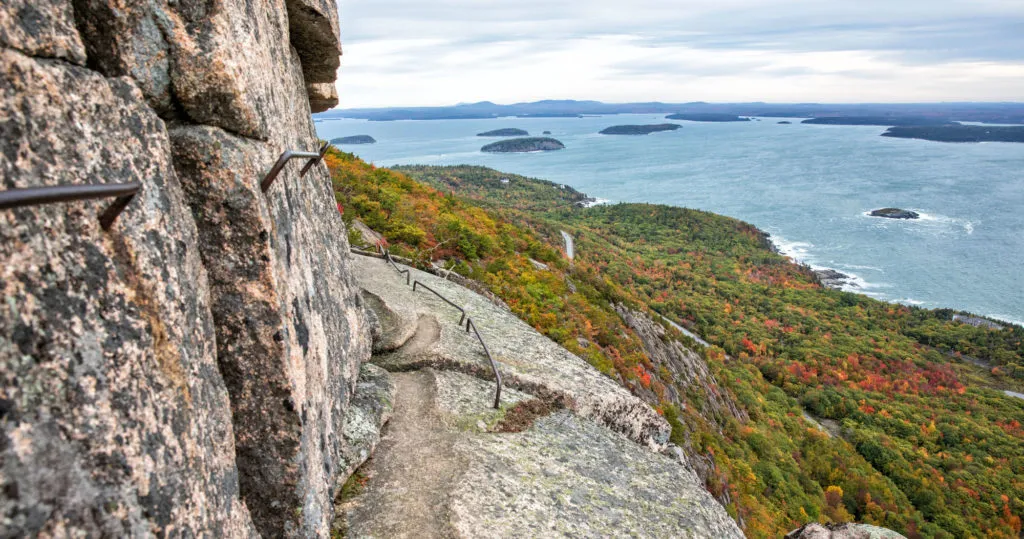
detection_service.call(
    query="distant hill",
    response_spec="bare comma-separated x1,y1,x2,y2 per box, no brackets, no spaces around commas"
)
599,124,682,135
330,135,376,144
480,137,565,153
477,128,529,137
802,117,955,127
666,113,750,122
313,100,1024,124
881,125,1024,143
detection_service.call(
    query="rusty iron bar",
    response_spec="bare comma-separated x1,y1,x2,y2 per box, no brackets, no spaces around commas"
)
260,150,321,193
412,280,467,326
299,141,330,178
466,318,502,409
382,250,410,286
0,181,141,230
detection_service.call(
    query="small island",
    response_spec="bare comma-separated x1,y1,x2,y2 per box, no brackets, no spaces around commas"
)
870,208,920,219
481,137,565,153
543,130,552,134
599,124,681,135
777,121,792,124
477,128,529,137
330,135,376,144
665,113,751,122
881,125,1024,143
802,117,954,127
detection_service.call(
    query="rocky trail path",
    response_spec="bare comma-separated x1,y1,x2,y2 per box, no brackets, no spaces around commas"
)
334,253,744,538
340,370,462,538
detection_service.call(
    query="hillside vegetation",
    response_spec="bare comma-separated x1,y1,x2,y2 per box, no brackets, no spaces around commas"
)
326,149,1024,538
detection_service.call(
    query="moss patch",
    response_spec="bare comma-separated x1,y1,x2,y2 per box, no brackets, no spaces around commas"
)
493,399,557,433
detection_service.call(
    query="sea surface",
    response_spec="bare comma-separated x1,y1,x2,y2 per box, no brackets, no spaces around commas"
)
315,114,1024,324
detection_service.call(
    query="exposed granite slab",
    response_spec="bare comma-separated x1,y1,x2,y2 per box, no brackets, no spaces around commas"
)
452,411,743,538
441,371,741,538
615,304,746,426
351,254,670,451
340,369,742,538
339,364,395,479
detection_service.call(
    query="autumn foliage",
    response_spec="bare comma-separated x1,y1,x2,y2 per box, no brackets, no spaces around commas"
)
326,152,1024,538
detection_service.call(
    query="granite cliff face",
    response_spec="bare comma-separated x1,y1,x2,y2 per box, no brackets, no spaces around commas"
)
613,305,749,514
1,1,368,537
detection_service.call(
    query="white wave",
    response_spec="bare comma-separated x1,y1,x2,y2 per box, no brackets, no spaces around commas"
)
771,233,893,295
835,263,884,272
988,314,1024,328
894,297,926,306
842,273,890,292
862,210,976,235
772,236,814,260
583,197,611,208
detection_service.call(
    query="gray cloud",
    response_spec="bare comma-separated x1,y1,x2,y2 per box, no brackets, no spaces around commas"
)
333,0,1024,105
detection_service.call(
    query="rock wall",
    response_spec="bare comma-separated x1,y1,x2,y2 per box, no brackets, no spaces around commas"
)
1,0,366,537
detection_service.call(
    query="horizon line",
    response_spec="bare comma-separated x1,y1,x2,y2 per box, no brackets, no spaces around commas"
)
328,98,1024,111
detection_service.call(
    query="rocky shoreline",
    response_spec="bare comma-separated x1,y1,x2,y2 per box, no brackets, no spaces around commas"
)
813,268,857,290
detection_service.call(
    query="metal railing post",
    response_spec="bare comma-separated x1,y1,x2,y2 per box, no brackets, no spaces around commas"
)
383,250,411,286
299,141,330,177
0,182,142,229
260,150,321,193
467,318,502,409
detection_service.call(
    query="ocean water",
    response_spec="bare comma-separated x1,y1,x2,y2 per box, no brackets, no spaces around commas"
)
315,114,1024,324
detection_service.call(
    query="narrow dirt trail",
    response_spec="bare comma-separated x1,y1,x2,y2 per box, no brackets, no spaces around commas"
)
400,315,441,357
342,369,463,538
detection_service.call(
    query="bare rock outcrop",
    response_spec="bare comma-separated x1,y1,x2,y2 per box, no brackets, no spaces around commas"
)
614,304,746,427
2,0,369,537
351,254,670,451
786,522,907,539
614,304,748,513
340,368,744,538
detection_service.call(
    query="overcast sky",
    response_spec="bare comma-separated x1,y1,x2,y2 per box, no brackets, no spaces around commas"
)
333,0,1024,108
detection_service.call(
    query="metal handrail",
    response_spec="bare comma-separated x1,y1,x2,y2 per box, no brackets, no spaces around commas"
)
0,181,141,230
466,318,502,409
374,245,501,408
383,250,411,286
412,280,467,326
299,141,330,177
260,150,322,192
